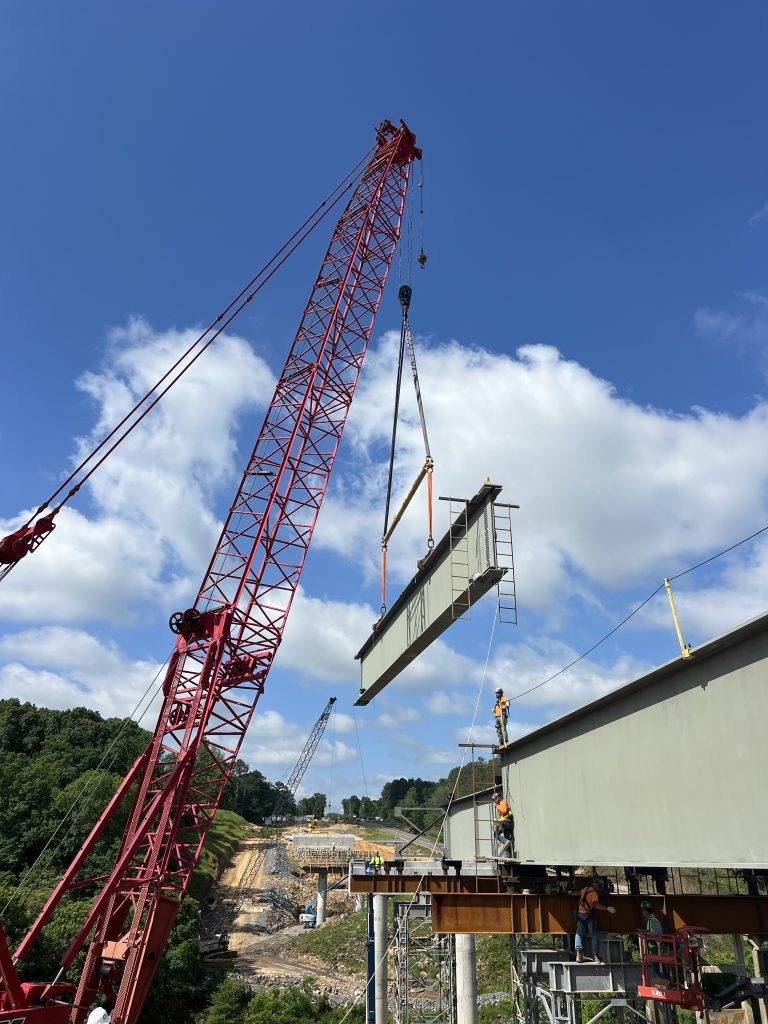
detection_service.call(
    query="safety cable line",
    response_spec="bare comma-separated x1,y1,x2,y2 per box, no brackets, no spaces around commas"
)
19,147,374,529
0,655,169,916
352,709,370,801
508,585,665,706
667,523,768,580
335,600,501,1024
509,518,768,706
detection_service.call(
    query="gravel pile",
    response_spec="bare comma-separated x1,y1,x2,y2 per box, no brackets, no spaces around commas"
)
231,972,365,1007
260,885,300,931
264,842,298,880
478,991,511,1007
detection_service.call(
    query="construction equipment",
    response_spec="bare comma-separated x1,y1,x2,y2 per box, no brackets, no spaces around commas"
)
271,697,337,823
638,927,768,1012
298,876,348,929
0,118,421,1024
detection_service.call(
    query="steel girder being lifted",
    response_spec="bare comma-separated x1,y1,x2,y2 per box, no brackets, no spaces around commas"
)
0,119,421,1024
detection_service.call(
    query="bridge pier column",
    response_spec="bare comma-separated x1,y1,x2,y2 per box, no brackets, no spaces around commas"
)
374,894,388,1024
753,945,768,1024
456,933,478,1024
316,868,328,925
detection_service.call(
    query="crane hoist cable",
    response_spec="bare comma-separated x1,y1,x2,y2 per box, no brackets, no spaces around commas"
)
0,145,375,583
380,283,434,614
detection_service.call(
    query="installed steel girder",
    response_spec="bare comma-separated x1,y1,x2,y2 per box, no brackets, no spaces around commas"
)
431,893,768,937
348,877,768,935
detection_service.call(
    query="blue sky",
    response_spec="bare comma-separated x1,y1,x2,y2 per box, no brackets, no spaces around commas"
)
2,2,768,809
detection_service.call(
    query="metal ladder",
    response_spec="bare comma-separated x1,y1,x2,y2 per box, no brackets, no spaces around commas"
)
447,498,471,620
493,502,518,624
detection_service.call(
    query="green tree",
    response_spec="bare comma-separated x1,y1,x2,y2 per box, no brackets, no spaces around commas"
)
243,981,365,1023
196,977,252,1024
139,899,214,1024
297,793,326,818
342,795,361,820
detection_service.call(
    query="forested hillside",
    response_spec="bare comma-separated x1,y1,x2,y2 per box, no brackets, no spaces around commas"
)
339,758,497,829
0,699,294,1022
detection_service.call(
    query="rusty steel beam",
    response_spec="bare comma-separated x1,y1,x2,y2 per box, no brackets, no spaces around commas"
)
348,878,768,936
430,893,768,936
350,873,512,895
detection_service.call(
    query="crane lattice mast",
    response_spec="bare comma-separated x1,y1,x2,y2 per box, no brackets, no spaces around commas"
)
0,118,420,1024
271,696,337,821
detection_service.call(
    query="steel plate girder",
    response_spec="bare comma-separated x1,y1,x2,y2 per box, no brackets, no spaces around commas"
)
430,893,768,936
354,483,505,705
348,877,768,936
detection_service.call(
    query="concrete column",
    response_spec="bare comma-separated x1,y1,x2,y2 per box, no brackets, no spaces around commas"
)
455,933,478,1024
752,946,768,1024
316,868,328,926
734,934,746,976
373,894,388,1024
354,893,365,912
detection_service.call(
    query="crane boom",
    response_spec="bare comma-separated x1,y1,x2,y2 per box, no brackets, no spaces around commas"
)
271,695,336,821
0,118,420,1024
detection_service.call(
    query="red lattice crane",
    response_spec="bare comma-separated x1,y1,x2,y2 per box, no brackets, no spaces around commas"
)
0,118,421,1024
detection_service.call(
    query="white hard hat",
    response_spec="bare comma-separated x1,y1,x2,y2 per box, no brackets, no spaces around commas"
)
87,1010,110,1024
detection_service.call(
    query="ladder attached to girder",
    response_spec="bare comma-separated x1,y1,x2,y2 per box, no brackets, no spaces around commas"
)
493,502,518,624
447,498,471,620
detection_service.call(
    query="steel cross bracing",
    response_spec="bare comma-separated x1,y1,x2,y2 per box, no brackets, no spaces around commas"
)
393,900,455,1024
2,119,420,1024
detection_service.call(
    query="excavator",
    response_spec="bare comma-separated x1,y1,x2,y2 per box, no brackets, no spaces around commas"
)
298,876,348,929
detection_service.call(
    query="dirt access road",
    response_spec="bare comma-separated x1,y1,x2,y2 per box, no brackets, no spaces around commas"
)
211,827,368,994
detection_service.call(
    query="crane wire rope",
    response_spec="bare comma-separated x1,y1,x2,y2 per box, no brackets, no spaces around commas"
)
507,518,768,707
3,146,375,563
335,598,501,1024
379,287,434,612
0,654,170,917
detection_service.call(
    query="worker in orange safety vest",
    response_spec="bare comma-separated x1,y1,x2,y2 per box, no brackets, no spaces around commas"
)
491,793,516,858
493,687,510,745
570,876,616,963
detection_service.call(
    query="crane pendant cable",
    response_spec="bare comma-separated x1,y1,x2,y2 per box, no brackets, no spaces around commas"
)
380,283,434,615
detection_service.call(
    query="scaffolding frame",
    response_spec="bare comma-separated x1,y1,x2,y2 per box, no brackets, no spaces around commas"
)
393,897,456,1024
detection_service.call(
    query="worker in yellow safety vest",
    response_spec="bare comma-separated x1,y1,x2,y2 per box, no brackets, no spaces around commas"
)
370,852,384,874
491,793,516,858
493,687,511,745
641,900,670,980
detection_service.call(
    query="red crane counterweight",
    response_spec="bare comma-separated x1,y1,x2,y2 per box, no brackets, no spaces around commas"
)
0,118,421,1024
